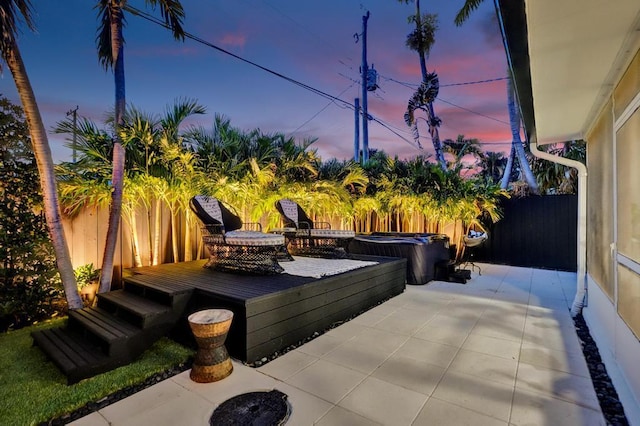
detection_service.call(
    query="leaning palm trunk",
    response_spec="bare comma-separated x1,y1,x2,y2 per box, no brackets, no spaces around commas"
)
99,142,125,292
507,77,539,193
500,145,515,189
4,44,83,309
415,0,446,171
99,12,126,293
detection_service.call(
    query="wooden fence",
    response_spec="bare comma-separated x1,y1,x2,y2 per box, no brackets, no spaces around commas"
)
62,195,578,287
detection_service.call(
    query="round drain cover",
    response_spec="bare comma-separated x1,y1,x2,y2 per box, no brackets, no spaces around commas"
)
210,389,289,426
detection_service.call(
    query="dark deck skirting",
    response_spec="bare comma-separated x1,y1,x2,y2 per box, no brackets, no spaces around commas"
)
33,254,406,382
131,254,407,363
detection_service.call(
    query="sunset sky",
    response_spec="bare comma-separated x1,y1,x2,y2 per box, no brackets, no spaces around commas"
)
3,0,511,163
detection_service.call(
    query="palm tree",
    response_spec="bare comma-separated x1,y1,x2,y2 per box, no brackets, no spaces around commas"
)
0,0,83,309
531,140,585,194
479,151,507,184
442,134,484,171
95,0,185,292
398,0,447,170
454,0,484,26
454,0,539,193
503,76,538,192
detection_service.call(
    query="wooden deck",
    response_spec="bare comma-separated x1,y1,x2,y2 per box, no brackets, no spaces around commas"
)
127,254,407,363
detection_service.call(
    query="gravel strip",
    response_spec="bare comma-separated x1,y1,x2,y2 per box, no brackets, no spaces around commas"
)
573,314,629,426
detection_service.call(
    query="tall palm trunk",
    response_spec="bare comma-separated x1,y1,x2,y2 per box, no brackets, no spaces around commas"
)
100,9,126,293
500,145,515,189
414,0,446,170
507,77,539,193
184,209,193,262
4,44,83,309
170,204,180,262
124,206,143,267
152,199,162,265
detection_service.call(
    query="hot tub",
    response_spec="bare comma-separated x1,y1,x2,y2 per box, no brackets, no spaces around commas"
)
348,233,450,285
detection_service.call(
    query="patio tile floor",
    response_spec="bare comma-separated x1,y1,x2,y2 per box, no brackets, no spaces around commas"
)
70,263,606,426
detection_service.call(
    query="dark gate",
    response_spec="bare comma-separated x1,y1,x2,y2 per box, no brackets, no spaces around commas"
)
476,195,577,272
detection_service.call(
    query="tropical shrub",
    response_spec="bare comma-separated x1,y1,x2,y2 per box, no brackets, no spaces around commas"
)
0,97,63,331
74,263,101,290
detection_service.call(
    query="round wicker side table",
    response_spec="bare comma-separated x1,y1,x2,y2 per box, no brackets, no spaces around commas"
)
188,309,234,383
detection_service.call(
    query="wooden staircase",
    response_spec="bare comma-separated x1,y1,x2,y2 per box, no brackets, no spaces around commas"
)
32,275,193,384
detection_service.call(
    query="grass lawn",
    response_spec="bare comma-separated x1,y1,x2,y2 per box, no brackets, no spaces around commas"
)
0,318,194,425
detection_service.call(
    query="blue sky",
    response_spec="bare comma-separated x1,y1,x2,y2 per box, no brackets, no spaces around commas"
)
3,0,510,163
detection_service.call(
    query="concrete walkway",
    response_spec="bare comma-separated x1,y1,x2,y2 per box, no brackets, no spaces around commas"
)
71,263,605,426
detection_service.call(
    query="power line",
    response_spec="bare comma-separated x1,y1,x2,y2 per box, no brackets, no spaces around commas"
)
261,0,355,67
127,5,422,151
436,97,510,125
381,75,508,88
125,6,422,153
442,77,508,87
369,116,422,150
291,83,356,134
379,74,509,125
125,5,355,109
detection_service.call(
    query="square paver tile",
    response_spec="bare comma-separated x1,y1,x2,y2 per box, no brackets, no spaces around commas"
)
322,340,393,374
413,397,508,426
413,314,476,347
171,363,280,405
519,342,590,378
285,359,366,404
339,376,428,425
325,321,370,341
349,327,409,354
448,349,518,386
316,406,382,426
70,412,110,426
521,323,582,354
470,317,525,342
350,310,390,326
395,337,459,368
431,370,514,421
372,309,436,336
269,382,334,426
296,334,345,357
515,362,600,410
257,350,318,380
99,379,212,426
372,353,446,395
461,333,521,361
510,387,606,426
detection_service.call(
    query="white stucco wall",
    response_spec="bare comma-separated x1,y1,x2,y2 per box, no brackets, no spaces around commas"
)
583,275,640,424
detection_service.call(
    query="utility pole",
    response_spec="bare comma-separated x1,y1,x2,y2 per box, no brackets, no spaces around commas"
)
354,98,360,162
66,106,79,163
361,11,370,163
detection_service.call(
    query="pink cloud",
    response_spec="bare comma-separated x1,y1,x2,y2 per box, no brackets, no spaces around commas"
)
218,32,248,48
127,45,201,58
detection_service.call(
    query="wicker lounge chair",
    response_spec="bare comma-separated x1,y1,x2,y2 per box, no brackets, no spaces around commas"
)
274,198,355,258
190,195,285,274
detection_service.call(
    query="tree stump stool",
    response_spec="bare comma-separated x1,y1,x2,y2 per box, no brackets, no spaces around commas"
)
188,309,234,383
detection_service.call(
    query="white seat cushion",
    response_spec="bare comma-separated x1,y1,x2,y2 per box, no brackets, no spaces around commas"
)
225,231,285,246
308,229,355,238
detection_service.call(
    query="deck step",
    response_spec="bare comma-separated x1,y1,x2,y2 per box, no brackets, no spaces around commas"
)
67,307,142,357
123,275,194,308
97,290,173,329
32,327,130,384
